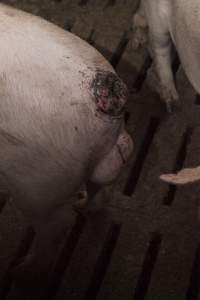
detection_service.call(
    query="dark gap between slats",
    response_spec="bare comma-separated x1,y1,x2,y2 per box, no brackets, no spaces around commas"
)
133,232,162,300
87,29,96,46
186,244,200,300
163,127,193,206
83,222,121,300
79,0,89,6
0,227,35,299
131,55,152,93
0,194,9,214
124,111,131,124
104,0,117,10
195,94,200,105
44,214,85,300
110,32,129,69
124,117,160,196
172,51,180,76
64,18,75,31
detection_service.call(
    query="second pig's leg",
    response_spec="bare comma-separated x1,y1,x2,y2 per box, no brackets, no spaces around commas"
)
132,1,148,50
144,0,179,111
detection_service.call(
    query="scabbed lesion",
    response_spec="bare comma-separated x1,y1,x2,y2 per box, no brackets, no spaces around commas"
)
91,70,128,117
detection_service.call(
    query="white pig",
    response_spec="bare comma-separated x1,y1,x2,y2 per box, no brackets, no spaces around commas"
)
0,4,133,272
132,0,200,112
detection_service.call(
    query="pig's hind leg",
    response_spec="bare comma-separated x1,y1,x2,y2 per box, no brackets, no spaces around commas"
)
145,1,179,112
132,2,148,50
152,33,179,112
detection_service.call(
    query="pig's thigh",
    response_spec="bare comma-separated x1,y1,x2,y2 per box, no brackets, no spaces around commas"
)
132,2,148,50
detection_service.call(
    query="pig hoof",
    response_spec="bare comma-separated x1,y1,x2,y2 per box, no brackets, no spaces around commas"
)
165,100,180,113
132,28,148,50
160,86,180,113
132,13,148,50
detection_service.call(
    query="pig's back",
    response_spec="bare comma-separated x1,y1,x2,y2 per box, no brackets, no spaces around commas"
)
0,3,111,72
171,0,200,94
0,3,116,146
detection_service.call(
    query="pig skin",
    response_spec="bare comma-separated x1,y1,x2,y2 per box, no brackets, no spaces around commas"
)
0,4,134,274
132,0,200,112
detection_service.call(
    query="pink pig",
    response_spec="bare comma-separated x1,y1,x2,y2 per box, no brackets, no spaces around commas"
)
0,4,133,272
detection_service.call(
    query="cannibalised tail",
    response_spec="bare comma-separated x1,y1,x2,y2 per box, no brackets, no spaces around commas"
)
160,166,200,185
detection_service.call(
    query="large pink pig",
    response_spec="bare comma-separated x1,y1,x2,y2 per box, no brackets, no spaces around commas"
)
0,4,133,272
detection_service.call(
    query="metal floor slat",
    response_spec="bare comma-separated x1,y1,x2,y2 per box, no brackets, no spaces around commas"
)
96,214,152,300
56,214,113,300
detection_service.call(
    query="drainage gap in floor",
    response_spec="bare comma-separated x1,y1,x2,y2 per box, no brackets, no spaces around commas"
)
186,244,200,300
133,232,162,300
0,227,35,299
124,111,131,124
195,94,200,105
132,55,152,93
124,117,160,196
110,32,130,69
87,29,96,46
172,51,180,76
79,0,89,5
163,127,193,206
84,222,121,300
0,193,9,215
104,0,117,9
45,214,85,300
64,18,75,31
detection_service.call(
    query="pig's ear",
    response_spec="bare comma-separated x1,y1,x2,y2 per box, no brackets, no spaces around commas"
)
160,166,200,185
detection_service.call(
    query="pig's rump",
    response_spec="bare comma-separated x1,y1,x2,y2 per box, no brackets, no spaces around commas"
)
0,4,124,212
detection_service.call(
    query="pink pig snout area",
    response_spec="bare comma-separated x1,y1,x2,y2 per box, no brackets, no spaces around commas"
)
91,131,134,185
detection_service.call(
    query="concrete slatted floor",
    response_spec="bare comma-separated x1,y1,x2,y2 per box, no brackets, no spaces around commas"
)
0,0,200,299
